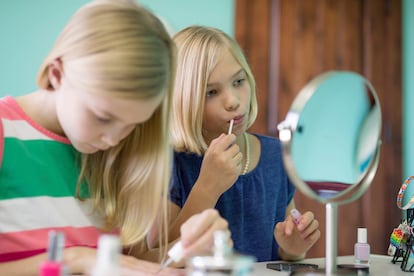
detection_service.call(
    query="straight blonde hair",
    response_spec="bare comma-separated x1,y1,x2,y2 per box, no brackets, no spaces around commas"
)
172,26,257,155
37,0,175,260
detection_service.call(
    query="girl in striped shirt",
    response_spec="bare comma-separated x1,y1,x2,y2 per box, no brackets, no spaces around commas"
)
0,1,230,275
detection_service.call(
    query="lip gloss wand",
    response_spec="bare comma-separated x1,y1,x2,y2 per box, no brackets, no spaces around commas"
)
290,208,302,225
228,119,234,135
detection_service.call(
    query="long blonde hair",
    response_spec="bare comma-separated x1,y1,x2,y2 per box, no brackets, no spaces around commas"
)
37,0,175,259
172,26,257,155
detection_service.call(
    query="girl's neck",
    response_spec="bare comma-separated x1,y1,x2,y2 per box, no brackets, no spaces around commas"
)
16,90,64,136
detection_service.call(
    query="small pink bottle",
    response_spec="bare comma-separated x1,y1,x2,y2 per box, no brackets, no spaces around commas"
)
354,228,370,265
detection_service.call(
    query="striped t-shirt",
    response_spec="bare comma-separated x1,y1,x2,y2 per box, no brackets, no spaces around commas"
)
0,96,106,262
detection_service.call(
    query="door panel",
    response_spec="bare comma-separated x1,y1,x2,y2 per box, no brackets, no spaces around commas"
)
235,0,402,258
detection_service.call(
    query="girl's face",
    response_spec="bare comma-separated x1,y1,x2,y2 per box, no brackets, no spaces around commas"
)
53,67,163,154
202,49,251,143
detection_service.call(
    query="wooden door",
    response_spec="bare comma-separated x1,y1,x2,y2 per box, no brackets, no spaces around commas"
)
235,0,402,257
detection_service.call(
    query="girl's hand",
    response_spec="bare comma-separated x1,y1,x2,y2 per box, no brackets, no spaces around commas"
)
180,209,232,258
197,134,242,198
120,255,184,276
64,246,97,274
274,211,321,260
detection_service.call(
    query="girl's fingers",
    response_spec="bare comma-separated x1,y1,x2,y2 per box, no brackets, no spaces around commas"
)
180,209,221,243
180,209,230,254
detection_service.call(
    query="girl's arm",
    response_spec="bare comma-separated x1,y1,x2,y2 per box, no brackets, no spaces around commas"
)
167,183,220,242
0,252,50,276
0,247,95,276
0,246,183,276
167,134,241,241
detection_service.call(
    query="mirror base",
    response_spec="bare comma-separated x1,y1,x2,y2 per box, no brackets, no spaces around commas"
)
289,264,369,275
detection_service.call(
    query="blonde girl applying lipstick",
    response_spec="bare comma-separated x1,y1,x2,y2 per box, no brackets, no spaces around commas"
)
157,26,321,262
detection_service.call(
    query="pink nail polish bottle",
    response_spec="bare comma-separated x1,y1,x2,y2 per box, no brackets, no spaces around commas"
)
39,231,65,276
354,228,370,265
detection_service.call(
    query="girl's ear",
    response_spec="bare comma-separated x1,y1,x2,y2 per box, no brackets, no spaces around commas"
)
47,59,63,90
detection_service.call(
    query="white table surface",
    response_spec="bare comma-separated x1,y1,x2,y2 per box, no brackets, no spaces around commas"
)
252,254,412,275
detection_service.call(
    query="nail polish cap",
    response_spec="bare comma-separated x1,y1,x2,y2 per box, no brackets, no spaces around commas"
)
214,230,232,259
357,228,367,243
92,235,121,276
168,241,184,262
47,231,65,262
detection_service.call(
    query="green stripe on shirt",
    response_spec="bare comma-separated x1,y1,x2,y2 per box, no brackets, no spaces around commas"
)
0,138,86,200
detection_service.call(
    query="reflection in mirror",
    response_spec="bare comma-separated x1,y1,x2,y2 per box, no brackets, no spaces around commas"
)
277,71,382,275
279,72,381,201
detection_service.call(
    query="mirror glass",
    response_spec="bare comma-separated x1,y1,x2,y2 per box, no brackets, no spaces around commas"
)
278,71,381,204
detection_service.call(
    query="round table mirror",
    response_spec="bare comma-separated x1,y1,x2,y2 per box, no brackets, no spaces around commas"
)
277,71,382,275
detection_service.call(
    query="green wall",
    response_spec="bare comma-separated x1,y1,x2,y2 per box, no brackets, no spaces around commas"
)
2,0,413,207
0,0,234,96
402,0,414,207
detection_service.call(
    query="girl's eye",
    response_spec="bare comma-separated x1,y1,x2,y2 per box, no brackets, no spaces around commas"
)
96,116,111,123
234,78,246,87
206,89,218,97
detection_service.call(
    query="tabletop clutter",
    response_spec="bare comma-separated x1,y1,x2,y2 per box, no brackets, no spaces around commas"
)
38,230,255,276
38,177,414,275
388,175,414,272
388,210,414,272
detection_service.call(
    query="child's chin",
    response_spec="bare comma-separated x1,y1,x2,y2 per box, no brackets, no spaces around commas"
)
76,143,101,154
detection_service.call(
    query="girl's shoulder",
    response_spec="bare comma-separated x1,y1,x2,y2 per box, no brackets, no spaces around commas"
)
0,96,19,167
252,133,284,166
251,133,281,149
0,96,21,118
173,150,203,166
246,133,283,175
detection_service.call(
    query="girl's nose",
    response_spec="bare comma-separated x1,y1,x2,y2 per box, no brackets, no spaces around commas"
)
225,89,240,111
101,125,135,147
101,134,120,147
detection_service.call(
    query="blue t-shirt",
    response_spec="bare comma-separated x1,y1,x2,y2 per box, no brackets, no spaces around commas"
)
169,133,295,261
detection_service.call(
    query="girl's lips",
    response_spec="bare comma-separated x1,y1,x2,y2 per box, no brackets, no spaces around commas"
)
232,115,244,125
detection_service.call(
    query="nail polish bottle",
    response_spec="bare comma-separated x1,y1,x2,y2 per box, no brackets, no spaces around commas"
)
91,235,121,276
187,230,255,276
354,228,370,265
39,231,66,276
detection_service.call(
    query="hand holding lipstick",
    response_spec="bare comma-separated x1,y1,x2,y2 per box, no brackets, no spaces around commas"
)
274,208,321,261
196,135,242,199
